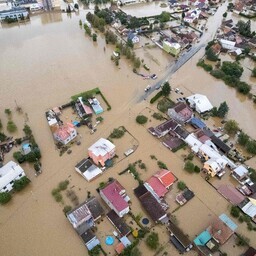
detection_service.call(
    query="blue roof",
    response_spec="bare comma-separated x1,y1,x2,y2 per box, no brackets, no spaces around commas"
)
193,230,211,246
190,117,206,129
219,214,237,231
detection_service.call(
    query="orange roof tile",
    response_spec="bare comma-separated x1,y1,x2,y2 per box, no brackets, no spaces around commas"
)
155,169,176,188
115,242,125,254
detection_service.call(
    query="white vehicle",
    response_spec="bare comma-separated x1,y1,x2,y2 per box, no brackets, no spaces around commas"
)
145,85,151,92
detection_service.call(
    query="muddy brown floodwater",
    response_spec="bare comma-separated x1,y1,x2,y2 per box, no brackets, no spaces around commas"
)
0,3,256,256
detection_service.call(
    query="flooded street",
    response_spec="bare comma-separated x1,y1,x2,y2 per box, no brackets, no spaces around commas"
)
0,2,256,256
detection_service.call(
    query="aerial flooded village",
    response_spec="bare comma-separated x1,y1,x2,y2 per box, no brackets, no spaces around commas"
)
1,0,256,255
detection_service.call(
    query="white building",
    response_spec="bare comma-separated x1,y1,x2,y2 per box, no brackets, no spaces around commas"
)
53,123,77,145
186,94,213,114
184,134,203,153
75,158,103,182
0,161,26,192
37,0,61,10
220,39,236,50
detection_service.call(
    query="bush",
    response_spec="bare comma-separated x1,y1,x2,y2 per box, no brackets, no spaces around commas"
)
194,165,201,173
92,33,97,42
236,81,251,95
197,59,213,72
13,176,30,191
0,192,12,205
25,151,38,162
152,112,164,120
224,120,239,135
136,115,148,124
157,161,167,169
210,69,225,79
5,109,12,116
52,188,61,196
54,193,63,202
96,116,103,122
23,124,32,137
63,205,72,214
110,128,125,139
7,121,17,133
150,91,163,104
0,132,7,141
221,61,243,78
184,161,194,173
146,232,159,250
58,180,69,191
13,151,25,163
235,234,249,246
177,181,186,190
230,206,240,218
246,140,256,154
187,152,194,161
238,132,249,146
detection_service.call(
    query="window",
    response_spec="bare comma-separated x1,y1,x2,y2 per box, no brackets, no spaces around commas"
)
19,174,22,177
10,181,14,184
3,186,7,190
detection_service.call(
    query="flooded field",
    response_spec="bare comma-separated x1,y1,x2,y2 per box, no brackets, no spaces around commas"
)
0,2,256,256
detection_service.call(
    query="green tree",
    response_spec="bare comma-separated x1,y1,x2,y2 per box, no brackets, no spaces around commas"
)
63,205,72,214
25,151,37,162
0,192,12,205
131,247,141,256
23,124,32,137
13,176,31,191
238,132,249,146
224,120,239,135
126,39,134,48
184,161,195,173
13,151,25,163
206,47,218,61
34,162,41,172
92,33,97,42
221,61,243,78
161,82,171,96
237,81,251,95
136,115,148,124
246,140,256,154
177,181,186,190
237,20,252,37
146,232,159,250
217,101,229,118
0,132,7,141
7,121,17,133
0,119,2,130
4,108,12,116
251,68,256,77
231,206,240,218
134,57,141,69
159,11,171,22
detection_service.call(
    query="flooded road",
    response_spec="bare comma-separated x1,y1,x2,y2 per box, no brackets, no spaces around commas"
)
0,3,256,256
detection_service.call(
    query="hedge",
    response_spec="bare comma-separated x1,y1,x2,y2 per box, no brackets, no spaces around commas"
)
150,91,163,104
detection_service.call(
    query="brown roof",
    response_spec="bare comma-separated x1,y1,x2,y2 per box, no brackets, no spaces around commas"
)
210,43,221,55
217,184,245,205
106,210,131,237
139,191,166,222
243,247,256,256
207,217,234,245
155,119,178,133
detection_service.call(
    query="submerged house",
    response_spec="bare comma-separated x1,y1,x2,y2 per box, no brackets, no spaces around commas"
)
88,138,115,166
67,202,95,235
186,94,213,114
100,180,130,217
53,123,77,145
0,161,26,193
134,185,167,223
168,102,194,125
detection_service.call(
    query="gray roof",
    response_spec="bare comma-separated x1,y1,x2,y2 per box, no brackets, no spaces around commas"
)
85,196,104,221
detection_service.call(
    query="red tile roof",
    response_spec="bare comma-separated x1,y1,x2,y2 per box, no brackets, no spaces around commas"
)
155,169,176,188
147,176,168,198
115,243,125,254
101,180,129,212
